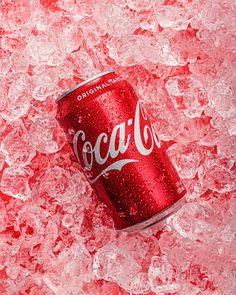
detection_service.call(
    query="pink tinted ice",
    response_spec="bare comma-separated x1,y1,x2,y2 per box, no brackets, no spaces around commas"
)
0,0,235,294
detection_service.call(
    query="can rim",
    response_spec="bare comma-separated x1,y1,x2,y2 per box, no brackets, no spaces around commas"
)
119,195,186,233
55,69,115,103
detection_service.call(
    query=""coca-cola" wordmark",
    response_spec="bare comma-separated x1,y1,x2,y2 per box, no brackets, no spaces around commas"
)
73,101,161,183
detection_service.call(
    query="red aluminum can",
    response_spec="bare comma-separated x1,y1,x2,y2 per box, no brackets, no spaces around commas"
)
56,70,186,232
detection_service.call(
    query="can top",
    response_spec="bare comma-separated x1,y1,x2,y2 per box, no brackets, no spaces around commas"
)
55,69,115,103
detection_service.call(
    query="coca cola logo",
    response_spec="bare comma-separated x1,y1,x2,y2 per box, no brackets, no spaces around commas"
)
73,101,161,183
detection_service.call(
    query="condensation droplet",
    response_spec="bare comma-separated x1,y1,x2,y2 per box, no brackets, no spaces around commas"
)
68,127,75,135
118,212,126,218
129,204,138,216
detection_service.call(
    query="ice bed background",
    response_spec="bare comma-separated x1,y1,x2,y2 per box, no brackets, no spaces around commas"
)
0,0,235,294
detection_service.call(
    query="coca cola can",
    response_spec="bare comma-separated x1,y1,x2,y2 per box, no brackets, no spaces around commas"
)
56,70,186,232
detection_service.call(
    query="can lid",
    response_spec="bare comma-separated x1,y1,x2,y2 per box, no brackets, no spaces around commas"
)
55,69,115,103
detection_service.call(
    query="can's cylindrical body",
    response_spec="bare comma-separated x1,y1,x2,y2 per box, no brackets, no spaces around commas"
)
56,70,186,231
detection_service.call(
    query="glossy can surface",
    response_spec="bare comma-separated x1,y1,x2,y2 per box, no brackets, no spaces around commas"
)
56,70,186,231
